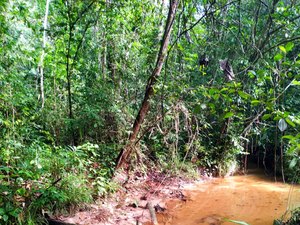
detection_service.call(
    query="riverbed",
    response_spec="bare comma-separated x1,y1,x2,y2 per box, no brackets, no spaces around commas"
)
160,169,300,225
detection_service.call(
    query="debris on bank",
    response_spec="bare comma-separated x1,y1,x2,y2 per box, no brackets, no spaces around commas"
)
54,170,205,225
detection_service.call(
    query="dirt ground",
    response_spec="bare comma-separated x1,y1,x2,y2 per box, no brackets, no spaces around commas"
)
54,168,300,225
55,170,204,225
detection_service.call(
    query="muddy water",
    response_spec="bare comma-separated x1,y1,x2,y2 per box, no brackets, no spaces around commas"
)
162,169,300,225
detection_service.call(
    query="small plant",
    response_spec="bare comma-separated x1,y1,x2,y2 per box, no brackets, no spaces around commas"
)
274,208,300,225
162,157,198,179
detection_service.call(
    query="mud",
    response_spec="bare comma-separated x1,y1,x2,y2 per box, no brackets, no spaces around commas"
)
162,168,300,225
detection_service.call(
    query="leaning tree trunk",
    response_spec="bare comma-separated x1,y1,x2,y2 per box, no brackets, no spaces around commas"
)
116,0,179,169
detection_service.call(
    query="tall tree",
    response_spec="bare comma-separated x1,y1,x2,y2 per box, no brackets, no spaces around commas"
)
116,0,179,169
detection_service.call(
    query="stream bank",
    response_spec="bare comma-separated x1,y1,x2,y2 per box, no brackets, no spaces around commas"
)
55,170,197,225
55,168,300,225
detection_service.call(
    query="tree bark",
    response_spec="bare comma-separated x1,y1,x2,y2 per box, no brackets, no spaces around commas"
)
116,0,179,169
66,1,76,145
38,0,51,109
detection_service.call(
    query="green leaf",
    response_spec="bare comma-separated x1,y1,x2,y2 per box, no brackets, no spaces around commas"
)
295,60,300,66
209,88,219,95
262,114,271,120
251,100,261,106
16,188,26,196
285,42,294,52
248,70,256,78
274,53,283,61
292,80,300,85
193,105,201,114
273,220,282,225
238,91,250,99
213,94,220,100
274,115,281,121
132,41,142,48
220,88,229,92
279,46,286,54
289,158,298,169
285,118,296,127
224,112,234,119
282,135,295,140
3,214,8,222
177,43,184,51
9,209,20,218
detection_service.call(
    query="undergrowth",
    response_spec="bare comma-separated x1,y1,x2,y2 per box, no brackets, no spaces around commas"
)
0,142,118,224
0,131,246,225
161,157,199,179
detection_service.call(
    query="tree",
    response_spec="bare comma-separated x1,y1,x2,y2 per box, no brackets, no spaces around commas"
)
38,0,51,109
116,0,179,169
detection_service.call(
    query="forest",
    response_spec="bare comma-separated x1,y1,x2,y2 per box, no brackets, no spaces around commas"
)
0,0,300,224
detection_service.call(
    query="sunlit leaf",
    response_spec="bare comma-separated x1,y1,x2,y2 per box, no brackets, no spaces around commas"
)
262,114,271,120
224,112,234,119
213,94,220,100
292,80,300,85
274,53,283,61
285,42,294,52
209,88,219,95
279,46,286,54
251,100,260,106
248,70,256,78
220,88,228,92
282,135,296,140
238,91,250,99
295,60,300,66
285,118,296,127
177,43,184,51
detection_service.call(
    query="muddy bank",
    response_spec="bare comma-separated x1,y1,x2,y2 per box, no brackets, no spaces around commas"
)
55,171,197,225
53,168,300,225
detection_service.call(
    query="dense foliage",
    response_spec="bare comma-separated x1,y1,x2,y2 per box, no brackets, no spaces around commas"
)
1,0,300,223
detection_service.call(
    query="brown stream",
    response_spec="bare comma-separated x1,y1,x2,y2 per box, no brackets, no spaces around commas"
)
160,168,300,225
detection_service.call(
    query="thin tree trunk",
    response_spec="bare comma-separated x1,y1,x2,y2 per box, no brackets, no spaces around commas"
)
116,0,179,169
38,0,51,108
274,121,278,182
66,1,76,145
280,132,285,183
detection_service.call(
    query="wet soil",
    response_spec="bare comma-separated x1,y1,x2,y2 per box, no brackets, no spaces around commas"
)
56,168,300,225
56,171,192,225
